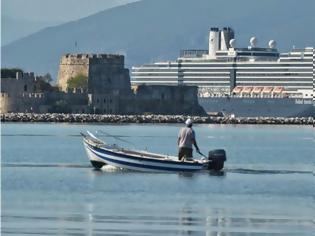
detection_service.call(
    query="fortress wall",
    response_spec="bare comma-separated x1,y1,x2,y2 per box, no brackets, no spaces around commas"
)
0,92,46,113
88,93,120,114
134,85,198,103
16,93,46,113
121,85,204,115
0,73,42,113
1,73,37,95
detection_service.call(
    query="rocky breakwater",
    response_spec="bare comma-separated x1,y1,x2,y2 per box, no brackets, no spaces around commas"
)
1,113,314,125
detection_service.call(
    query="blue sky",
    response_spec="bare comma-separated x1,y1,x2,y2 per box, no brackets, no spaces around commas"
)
1,0,139,45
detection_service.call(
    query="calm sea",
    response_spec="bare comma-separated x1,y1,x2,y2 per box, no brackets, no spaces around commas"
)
1,123,314,235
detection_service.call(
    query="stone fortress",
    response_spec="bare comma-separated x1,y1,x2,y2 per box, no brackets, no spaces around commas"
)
1,53,204,115
57,54,132,114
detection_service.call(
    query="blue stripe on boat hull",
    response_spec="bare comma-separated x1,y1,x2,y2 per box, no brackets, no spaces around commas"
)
85,141,204,167
85,143,205,172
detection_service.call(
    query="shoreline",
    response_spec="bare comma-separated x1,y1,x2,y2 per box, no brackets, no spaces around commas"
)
1,113,313,125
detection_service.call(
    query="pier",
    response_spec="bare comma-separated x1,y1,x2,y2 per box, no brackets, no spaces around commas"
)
1,113,313,125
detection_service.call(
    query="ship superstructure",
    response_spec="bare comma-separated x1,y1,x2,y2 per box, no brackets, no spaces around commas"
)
131,27,314,117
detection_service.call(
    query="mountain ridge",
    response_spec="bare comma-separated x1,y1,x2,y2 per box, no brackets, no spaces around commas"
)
2,0,315,79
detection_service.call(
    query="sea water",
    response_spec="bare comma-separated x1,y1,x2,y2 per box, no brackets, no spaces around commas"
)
1,123,314,235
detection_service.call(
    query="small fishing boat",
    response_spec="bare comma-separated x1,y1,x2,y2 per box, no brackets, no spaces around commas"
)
82,131,226,172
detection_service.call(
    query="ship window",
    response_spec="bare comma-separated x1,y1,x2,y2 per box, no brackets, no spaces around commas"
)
24,85,27,92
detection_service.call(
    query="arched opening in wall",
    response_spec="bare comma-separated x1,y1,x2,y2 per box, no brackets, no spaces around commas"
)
24,85,28,92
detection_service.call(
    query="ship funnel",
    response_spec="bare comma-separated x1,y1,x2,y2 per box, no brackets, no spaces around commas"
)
220,27,235,50
209,27,220,57
269,40,277,49
250,37,258,47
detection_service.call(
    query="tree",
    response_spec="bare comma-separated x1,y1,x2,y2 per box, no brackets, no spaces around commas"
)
42,73,53,83
35,73,59,92
67,74,88,89
35,78,54,92
1,68,24,78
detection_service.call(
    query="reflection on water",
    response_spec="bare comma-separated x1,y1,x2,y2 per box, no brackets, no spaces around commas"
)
3,201,312,235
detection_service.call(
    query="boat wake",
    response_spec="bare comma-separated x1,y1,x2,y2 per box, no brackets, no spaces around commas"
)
2,163,313,175
226,168,312,175
2,163,90,169
97,165,313,175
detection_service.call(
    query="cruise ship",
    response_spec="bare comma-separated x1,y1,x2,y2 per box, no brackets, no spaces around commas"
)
131,27,314,117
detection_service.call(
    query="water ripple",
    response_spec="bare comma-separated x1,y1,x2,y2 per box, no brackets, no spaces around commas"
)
2,162,313,175
2,212,313,235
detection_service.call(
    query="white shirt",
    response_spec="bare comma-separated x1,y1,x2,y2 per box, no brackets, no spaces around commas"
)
178,127,195,149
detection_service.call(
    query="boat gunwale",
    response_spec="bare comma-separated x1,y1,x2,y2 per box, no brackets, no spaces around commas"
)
84,138,207,167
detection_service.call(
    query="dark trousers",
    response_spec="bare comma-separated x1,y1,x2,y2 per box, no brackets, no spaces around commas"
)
178,147,193,161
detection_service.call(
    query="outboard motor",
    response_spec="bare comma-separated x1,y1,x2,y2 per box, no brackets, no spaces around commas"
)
208,149,226,171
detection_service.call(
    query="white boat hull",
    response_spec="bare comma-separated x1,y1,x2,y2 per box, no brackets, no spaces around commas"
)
83,140,208,172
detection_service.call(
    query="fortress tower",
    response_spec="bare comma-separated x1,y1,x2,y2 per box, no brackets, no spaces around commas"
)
57,54,131,94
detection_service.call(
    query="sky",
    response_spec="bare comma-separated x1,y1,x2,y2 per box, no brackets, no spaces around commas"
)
1,0,139,45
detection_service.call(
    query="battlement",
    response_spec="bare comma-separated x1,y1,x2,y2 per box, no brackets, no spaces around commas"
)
64,53,123,59
16,72,35,80
60,53,124,65
21,93,45,99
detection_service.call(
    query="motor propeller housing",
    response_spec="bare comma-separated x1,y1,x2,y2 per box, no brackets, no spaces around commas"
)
208,149,226,171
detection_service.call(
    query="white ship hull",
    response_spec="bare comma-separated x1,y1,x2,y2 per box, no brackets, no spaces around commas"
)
199,97,314,117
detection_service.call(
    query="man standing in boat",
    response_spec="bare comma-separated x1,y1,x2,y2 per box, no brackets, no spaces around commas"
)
178,118,200,161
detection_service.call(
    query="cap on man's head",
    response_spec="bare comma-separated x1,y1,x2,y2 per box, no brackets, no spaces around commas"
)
185,118,193,126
